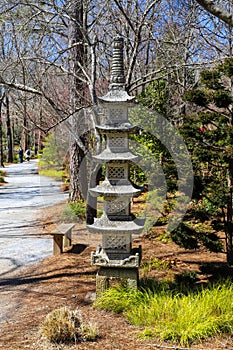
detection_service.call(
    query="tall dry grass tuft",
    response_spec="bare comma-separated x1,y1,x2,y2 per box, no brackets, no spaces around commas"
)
40,306,98,344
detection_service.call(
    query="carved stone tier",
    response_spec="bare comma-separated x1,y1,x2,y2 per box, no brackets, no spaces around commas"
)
98,90,135,103
89,179,141,197
91,247,141,268
96,123,137,132
87,214,145,235
98,102,134,125
94,150,139,162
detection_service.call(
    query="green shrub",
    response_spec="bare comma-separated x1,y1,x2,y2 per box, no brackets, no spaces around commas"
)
184,89,209,106
213,90,233,108
171,222,223,252
189,198,219,221
61,200,86,222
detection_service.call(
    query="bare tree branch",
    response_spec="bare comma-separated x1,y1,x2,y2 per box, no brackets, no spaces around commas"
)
0,77,42,96
195,0,233,26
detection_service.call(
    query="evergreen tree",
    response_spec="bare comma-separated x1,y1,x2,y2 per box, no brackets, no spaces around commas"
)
182,58,233,264
135,79,222,255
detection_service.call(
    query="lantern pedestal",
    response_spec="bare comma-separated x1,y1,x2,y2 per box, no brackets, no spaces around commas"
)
96,267,139,297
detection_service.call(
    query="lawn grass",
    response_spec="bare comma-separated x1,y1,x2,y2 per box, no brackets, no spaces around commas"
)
38,167,64,179
0,170,6,183
94,279,233,346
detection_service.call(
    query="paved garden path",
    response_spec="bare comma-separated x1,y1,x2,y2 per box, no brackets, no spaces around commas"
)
0,160,68,277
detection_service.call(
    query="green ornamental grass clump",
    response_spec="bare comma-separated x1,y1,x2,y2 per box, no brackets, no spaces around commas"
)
94,280,233,346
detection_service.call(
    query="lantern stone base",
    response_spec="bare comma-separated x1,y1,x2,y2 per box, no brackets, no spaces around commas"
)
91,246,142,268
96,266,139,297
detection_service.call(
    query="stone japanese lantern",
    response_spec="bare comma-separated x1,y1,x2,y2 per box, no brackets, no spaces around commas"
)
87,36,144,295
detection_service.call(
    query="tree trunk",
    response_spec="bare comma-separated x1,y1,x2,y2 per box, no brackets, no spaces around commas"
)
226,76,233,265
5,91,13,163
21,66,28,152
86,163,102,224
69,133,87,202
226,158,233,265
0,99,4,166
68,1,88,202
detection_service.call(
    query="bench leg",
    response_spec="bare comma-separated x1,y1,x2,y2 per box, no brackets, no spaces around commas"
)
63,228,72,250
63,235,71,249
53,235,63,255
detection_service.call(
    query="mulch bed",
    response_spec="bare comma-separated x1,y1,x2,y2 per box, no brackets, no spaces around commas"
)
0,202,233,349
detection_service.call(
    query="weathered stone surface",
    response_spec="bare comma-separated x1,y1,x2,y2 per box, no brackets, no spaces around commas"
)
87,36,144,294
91,251,140,268
96,123,137,132
98,89,135,103
87,214,145,234
96,273,109,298
96,267,139,297
93,149,139,162
89,179,141,197
110,35,125,86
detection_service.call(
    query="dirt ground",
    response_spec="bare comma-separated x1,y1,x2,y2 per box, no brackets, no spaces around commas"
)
0,202,233,350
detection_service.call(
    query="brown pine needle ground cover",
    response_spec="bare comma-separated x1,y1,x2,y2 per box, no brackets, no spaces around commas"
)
0,202,233,350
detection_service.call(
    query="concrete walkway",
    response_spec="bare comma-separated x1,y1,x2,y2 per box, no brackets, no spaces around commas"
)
0,160,68,276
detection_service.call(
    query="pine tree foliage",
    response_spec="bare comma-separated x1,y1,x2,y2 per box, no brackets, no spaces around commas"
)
181,58,233,263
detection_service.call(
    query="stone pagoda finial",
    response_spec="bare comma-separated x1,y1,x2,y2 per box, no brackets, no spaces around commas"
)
110,35,125,90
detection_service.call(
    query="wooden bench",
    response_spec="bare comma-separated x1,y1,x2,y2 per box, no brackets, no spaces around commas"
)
50,224,75,255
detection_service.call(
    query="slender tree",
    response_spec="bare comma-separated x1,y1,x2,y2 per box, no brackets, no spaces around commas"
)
0,90,4,166
67,0,89,202
5,90,13,162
